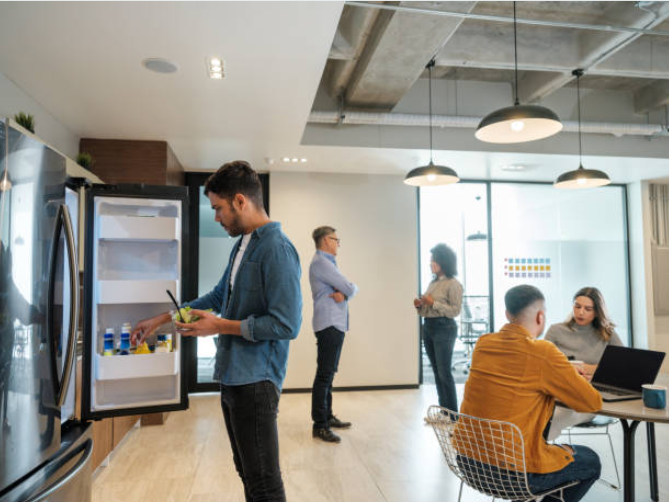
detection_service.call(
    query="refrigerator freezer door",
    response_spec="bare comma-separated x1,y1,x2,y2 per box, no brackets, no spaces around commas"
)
0,423,92,502
82,184,189,420
0,121,65,493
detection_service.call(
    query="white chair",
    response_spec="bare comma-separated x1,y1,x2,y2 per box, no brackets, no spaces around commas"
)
427,405,579,502
565,415,620,490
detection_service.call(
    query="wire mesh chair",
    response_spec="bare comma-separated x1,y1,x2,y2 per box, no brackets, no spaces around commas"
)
565,415,620,490
427,405,579,502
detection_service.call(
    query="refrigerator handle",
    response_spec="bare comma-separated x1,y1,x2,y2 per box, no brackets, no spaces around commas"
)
58,204,79,407
24,439,93,502
46,204,64,403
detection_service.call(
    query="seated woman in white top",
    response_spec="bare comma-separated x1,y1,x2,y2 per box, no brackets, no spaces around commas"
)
545,286,623,441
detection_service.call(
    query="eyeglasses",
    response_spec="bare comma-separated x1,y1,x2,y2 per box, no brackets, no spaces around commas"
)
327,236,341,244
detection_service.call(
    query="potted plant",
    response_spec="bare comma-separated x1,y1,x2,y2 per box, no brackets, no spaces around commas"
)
76,152,94,170
14,112,35,133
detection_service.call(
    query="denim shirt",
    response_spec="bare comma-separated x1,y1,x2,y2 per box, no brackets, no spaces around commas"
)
186,221,302,391
309,250,358,332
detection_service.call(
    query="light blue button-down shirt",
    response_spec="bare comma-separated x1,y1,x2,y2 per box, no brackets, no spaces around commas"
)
309,250,358,333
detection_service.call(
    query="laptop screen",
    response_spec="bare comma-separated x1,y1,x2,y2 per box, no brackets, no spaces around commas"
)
592,345,666,392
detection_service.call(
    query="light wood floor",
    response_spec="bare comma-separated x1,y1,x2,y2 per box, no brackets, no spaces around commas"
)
92,385,669,502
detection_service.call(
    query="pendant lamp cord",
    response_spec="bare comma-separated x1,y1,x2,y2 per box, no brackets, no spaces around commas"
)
574,69,584,168
427,58,435,163
513,1,519,106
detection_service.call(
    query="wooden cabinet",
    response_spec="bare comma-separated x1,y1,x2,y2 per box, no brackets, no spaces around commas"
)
78,139,185,186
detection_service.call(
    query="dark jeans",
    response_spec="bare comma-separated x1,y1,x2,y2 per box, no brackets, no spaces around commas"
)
423,317,458,411
311,326,345,428
457,445,600,502
526,445,601,502
220,381,286,502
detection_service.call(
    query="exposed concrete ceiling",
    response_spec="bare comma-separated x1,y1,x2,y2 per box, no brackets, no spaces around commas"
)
318,1,669,113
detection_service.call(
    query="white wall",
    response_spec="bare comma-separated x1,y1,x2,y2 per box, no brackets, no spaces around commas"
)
0,70,78,159
271,172,419,389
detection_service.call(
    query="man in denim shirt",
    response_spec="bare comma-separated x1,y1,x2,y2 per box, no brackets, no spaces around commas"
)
309,226,358,443
132,161,302,502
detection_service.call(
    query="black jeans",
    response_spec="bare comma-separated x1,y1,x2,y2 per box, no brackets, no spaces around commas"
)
220,381,286,502
423,317,458,412
311,326,345,428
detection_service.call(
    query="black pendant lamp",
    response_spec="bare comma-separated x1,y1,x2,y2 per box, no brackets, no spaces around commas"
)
404,59,459,187
554,70,611,189
475,2,562,144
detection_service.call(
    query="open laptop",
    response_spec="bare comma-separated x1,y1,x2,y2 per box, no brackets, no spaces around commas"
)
591,345,666,402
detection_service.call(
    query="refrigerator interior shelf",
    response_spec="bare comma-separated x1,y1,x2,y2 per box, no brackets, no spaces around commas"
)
99,215,178,241
97,279,178,304
95,352,178,380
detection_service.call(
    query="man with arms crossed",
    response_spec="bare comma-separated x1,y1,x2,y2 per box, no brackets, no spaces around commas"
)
132,161,301,502
310,226,358,443
459,285,602,502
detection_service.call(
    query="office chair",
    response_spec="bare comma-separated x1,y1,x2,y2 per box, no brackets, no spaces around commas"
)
564,415,620,490
427,405,578,502
452,303,487,375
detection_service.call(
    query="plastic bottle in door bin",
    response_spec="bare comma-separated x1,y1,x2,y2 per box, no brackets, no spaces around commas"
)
103,328,114,356
155,334,170,353
119,323,131,355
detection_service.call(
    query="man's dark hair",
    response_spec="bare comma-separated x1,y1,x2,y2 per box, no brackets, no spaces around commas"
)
312,226,336,248
430,243,457,279
204,160,264,209
504,285,545,317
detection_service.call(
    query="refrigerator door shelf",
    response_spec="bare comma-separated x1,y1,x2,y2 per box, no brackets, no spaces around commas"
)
99,215,179,241
97,279,178,304
95,351,178,380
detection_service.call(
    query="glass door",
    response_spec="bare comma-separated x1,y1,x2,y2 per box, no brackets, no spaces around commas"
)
418,182,491,383
185,173,269,392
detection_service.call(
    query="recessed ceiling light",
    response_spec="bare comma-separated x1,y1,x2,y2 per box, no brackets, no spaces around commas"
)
500,163,533,172
300,158,307,163
282,157,290,162
292,158,298,162
206,56,225,79
142,58,178,74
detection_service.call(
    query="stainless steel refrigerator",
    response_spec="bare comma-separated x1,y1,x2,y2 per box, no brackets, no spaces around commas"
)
0,119,92,502
0,119,189,501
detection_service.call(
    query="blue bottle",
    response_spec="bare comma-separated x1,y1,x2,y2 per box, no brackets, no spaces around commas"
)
103,328,114,356
119,323,131,355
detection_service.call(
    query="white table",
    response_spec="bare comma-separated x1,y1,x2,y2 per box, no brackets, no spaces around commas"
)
597,373,669,502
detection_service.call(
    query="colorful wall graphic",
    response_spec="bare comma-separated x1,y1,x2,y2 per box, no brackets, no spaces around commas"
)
504,257,552,279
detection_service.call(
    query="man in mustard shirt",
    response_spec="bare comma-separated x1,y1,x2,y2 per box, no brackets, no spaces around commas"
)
460,285,602,502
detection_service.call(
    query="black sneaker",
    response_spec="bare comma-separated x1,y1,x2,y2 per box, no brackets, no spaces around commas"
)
328,415,352,429
312,427,341,443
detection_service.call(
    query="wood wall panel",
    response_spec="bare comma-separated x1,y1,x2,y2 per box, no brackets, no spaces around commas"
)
79,138,184,186
166,143,185,186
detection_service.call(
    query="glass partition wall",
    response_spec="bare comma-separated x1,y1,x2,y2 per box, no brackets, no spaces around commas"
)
419,181,630,383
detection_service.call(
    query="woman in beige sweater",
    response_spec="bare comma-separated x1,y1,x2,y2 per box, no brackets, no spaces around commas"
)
414,243,463,412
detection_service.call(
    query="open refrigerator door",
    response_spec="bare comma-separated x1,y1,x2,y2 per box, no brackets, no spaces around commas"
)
82,184,189,420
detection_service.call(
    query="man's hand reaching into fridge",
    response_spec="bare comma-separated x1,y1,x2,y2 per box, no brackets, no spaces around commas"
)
175,309,242,337
131,313,172,345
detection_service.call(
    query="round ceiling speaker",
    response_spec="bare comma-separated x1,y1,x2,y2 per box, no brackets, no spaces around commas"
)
142,58,178,74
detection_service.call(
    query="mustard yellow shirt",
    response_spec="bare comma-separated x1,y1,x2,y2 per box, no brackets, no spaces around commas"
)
459,323,602,474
